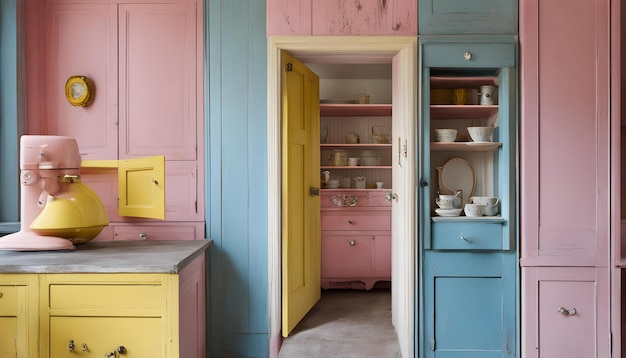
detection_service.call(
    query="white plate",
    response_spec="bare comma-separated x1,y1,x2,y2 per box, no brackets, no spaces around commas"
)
436,157,476,207
435,208,462,217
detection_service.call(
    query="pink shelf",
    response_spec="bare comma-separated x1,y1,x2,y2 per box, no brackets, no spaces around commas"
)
321,166,392,169
320,143,392,149
320,103,392,116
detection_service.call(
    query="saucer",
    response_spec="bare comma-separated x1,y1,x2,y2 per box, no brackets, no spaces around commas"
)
435,208,462,217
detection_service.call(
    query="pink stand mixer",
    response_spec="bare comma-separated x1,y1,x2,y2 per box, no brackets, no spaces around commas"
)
0,135,109,251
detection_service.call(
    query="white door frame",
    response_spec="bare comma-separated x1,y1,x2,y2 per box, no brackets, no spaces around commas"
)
267,36,418,358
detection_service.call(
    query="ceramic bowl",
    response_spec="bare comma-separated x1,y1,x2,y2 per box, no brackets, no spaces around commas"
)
467,127,494,142
470,196,499,206
434,129,457,143
483,204,499,216
435,208,462,217
464,203,485,217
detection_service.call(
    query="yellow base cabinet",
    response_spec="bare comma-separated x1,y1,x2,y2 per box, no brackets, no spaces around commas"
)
0,275,38,358
0,241,209,358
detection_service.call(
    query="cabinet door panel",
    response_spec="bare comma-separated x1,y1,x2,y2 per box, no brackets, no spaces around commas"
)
372,235,391,274
44,4,118,160
49,317,162,357
520,0,610,265
522,267,609,358
424,252,516,358
119,3,196,160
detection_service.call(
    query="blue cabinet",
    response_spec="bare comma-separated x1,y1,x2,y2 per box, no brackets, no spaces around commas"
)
418,37,518,358
418,0,518,35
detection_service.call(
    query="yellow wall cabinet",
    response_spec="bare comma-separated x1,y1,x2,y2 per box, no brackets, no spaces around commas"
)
0,241,208,358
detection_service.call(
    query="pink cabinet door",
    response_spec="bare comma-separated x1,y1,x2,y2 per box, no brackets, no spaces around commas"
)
522,267,610,358
266,0,417,35
520,0,610,266
119,3,197,160
44,4,118,160
372,235,391,275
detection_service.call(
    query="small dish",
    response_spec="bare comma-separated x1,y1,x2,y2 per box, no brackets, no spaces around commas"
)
435,208,462,217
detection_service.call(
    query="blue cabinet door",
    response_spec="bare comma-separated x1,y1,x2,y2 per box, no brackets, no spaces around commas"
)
419,0,518,35
422,252,517,358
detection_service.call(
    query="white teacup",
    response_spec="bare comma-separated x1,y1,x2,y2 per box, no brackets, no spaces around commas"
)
470,196,499,206
464,203,485,217
439,194,461,209
435,197,455,209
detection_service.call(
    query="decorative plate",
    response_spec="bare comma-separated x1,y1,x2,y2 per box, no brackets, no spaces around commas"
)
436,157,476,207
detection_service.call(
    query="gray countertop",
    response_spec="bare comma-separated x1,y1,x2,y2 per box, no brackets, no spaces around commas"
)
0,240,211,274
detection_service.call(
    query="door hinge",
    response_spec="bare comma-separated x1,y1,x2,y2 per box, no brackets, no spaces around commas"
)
429,338,435,351
287,62,293,72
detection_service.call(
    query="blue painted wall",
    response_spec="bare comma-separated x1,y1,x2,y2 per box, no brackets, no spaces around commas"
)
206,1,269,356
1,0,271,356
0,0,20,233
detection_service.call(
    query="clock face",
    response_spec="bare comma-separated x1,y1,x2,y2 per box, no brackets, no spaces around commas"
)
65,76,94,106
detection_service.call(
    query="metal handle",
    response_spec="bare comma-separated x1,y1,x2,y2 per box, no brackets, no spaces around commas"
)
139,232,147,240
67,339,75,352
464,51,473,61
348,240,356,246
385,191,398,203
310,187,320,197
104,346,127,358
557,307,576,316
348,219,354,224
460,233,472,243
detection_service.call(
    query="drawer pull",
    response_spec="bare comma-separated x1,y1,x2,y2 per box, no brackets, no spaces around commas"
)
460,233,472,243
139,232,148,240
463,51,473,61
81,343,89,352
67,339,74,352
557,307,576,316
104,346,127,357
348,240,356,246
348,220,354,224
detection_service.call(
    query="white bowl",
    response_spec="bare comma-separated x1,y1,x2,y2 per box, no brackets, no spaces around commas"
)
434,129,457,142
467,127,494,142
464,203,485,217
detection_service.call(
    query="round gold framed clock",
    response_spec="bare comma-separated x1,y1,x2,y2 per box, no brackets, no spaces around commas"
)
65,75,94,107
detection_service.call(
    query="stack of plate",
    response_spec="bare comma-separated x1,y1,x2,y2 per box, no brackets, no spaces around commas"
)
435,208,462,217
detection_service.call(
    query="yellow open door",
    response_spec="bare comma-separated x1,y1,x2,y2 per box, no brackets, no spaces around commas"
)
281,51,321,337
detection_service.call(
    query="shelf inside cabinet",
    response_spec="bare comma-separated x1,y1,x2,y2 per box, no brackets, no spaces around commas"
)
431,142,501,152
320,104,392,116
321,166,392,170
430,76,499,88
321,144,393,149
431,216,506,223
430,105,498,119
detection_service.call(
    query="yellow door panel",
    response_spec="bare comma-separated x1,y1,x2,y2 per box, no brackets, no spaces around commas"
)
281,51,321,337
118,156,165,219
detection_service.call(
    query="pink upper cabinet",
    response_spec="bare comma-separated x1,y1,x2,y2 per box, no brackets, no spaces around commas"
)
520,0,611,266
267,0,417,36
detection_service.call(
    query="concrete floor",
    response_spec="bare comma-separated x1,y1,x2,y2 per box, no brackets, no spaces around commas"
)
278,288,402,358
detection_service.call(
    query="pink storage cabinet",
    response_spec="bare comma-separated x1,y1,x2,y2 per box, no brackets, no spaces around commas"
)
520,0,612,356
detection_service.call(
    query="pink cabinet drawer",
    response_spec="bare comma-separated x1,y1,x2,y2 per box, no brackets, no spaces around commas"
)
322,234,373,274
321,212,391,231
321,191,392,208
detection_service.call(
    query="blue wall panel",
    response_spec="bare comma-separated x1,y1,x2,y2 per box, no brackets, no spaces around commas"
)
0,0,21,232
206,0,269,356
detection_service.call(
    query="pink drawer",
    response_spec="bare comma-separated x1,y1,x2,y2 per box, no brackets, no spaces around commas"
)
322,234,373,274
321,191,392,208
321,212,391,231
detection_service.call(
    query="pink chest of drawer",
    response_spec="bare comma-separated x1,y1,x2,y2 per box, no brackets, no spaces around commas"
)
321,211,391,231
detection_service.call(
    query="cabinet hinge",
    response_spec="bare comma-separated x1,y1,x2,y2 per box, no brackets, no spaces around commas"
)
287,62,293,72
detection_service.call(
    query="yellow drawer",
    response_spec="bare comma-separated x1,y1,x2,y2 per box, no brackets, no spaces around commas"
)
49,284,162,316
0,285,17,314
50,316,163,357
